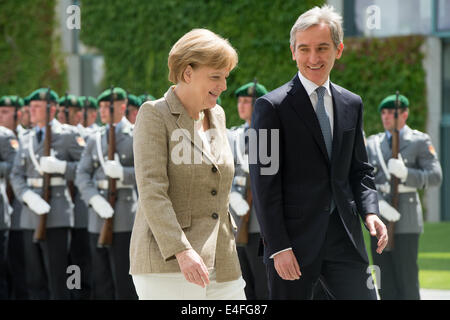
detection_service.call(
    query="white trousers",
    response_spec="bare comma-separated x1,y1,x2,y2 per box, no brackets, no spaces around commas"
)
132,269,246,300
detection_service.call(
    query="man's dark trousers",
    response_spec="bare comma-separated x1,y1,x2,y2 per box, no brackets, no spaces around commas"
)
266,210,377,300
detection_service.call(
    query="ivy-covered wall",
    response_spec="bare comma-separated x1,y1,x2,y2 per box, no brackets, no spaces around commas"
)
0,0,67,97
333,36,427,136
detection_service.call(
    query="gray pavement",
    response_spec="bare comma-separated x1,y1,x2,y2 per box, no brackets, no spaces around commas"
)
420,289,450,300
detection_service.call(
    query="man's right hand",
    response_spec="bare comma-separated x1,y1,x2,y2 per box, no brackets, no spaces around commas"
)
273,249,302,281
176,249,210,288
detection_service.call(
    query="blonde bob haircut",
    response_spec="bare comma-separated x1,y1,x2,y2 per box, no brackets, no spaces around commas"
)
168,28,238,84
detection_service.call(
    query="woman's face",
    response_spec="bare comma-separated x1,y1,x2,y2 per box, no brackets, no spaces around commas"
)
186,65,229,110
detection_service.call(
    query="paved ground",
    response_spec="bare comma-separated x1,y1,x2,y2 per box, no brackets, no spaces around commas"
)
420,289,450,300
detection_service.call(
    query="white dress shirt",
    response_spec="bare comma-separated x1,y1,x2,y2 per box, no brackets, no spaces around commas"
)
270,72,335,259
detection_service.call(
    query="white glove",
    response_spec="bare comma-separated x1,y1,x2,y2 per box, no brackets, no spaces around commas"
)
104,154,124,180
388,154,408,181
378,199,401,222
22,190,50,215
40,156,67,174
229,191,249,216
89,194,114,219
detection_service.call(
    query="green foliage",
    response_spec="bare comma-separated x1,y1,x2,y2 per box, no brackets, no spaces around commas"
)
0,0,67,98
333,36,427,136
79,0,324,127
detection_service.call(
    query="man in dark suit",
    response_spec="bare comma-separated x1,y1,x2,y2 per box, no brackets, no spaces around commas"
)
249,5,388,300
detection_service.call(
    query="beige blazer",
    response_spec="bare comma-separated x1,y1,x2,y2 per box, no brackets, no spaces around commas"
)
129,87,241,283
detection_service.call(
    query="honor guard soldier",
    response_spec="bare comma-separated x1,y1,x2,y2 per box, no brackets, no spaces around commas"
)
58,94,92,300
9,88,85,300
227,81,269,300
125,94,141,125
75,87,138,300
366,94,442,300
0,96,28,299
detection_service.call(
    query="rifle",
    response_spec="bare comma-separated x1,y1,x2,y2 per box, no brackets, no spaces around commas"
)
61,93,76,202
64,92,69,124
386,91,401,251
97,86,116,248
83,97,88,128
33,87,52,242
125,90,130,120
235,78,258,246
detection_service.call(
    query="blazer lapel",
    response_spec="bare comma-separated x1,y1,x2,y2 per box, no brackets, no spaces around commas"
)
164,87,217,166
329,83,349,165
287,74,330,163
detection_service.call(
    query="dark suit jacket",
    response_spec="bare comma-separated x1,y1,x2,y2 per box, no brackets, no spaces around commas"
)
249,74,379,267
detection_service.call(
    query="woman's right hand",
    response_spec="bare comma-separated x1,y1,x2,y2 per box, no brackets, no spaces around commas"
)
175,249,210,288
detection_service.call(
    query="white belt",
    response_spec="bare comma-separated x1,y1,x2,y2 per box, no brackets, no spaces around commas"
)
27,177,66,188
376,183,416,194
97,180,134,190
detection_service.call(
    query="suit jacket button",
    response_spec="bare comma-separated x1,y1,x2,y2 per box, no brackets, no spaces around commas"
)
211,212,219,219
211,189,217,196
211,166,218,173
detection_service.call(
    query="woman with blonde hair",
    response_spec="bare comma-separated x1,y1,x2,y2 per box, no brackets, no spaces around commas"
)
130,28,246,300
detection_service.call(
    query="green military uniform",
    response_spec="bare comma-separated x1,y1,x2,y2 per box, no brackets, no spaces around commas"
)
365,94,442,300
75,87,137,299
227,81,269,300
9,88,85,299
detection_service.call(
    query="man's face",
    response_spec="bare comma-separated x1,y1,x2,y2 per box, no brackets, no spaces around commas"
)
127,106,139,124
290,23,343,86
381,108,408,132
57,106,67,123
99,100,126,124
0,107,16,130
86,109,98,127
20,105,31,128
30,100,56,126
237,96,253,122
68,107,82,125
